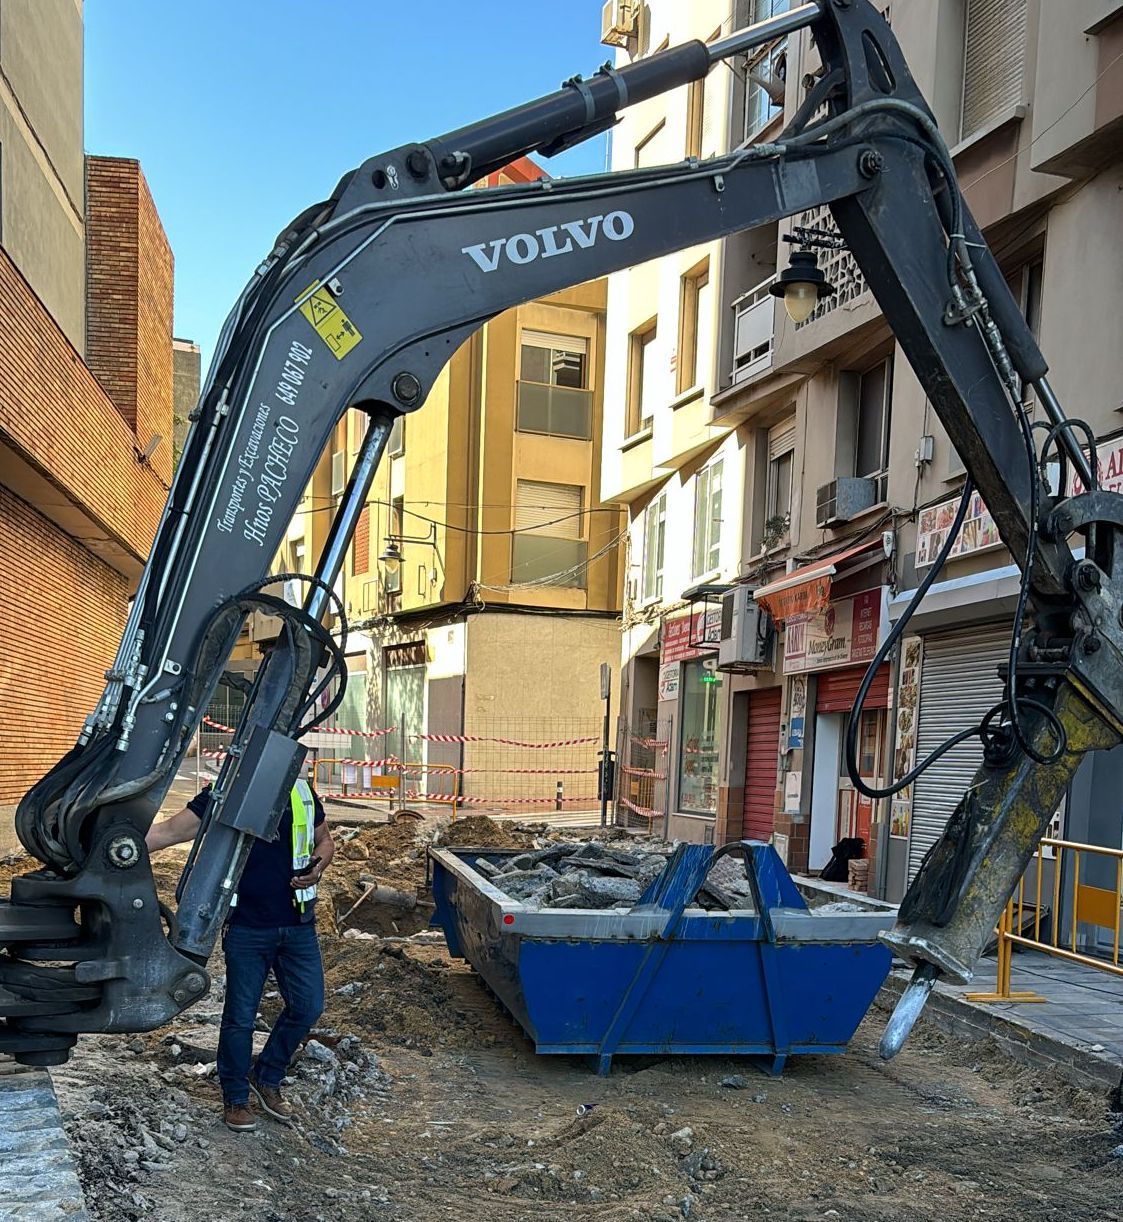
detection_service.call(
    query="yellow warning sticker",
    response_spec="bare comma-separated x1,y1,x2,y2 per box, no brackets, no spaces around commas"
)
296,281,362,360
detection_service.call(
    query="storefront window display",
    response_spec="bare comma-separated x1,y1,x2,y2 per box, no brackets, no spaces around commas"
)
679,659,721,814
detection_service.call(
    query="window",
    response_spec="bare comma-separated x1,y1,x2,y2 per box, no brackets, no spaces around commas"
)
517,330,592,439
330,450,346,496
351,505,370,576
642,492,667,602
678,659,721,814
634,120,666,169
1010,255,1042,403
388,414,405,456
512,480,588,587
948,257,1041,478
960,0,1027,142
693,459,723,577
350,409,370,454
743,1,789,139
765,419,795,535
677,261,712,395
685,79,704,159
385,496,404,596
854,356,893,486
626,319,658,437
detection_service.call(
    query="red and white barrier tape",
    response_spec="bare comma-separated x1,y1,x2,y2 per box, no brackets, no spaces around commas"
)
620,765,666,780
398,766,595,777
629,734,668,754
201,717,397,740
619,796,663,820
328,757,400,769
412,732,599,748
406,791,600,807
306,724,397,739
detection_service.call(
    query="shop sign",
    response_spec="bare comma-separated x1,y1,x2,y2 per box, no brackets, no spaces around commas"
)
660,606,722,663
783,588,885,675
658,662,680,702
915,489,1002,570
889,635,923,838
1070,434,1123,496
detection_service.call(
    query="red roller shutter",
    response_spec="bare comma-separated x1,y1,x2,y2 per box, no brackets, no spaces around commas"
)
743,687,782,840
815,664,890,714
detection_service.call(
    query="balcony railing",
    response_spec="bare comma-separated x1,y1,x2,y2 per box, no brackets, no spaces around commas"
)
731,274,777,384
511,535,588,588
517,381,593,440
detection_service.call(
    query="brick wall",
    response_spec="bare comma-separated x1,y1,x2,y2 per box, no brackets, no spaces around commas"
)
0,247,166,560
0,487,128,802
85,157,174,484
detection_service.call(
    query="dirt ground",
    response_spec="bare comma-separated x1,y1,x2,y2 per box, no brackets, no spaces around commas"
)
6,818,1123,1221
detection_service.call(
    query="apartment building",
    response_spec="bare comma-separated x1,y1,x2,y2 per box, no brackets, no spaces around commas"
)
0,4,175,817
602,0,1123,898
234,158,625,800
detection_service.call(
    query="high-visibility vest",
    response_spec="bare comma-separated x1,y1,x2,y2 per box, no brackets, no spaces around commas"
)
290,780,318,912
227,781,317,914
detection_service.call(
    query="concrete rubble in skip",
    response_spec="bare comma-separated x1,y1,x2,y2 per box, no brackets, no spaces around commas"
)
0,1065,89,1220
468,840,870,913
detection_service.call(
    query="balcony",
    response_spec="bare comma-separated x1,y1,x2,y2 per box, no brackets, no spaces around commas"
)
517,381,592,440
511,535,588,587
731,275,777,384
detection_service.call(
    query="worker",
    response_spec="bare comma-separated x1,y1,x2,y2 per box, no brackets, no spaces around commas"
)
146,770,335,1133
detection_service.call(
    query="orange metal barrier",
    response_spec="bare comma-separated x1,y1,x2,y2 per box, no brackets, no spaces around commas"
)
967,836,1123,1004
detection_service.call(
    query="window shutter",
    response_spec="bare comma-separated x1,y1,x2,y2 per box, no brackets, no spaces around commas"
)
520,330,588,355
515,480,583,538
961,0,1027,141
351,505,370,576
769,418,796,460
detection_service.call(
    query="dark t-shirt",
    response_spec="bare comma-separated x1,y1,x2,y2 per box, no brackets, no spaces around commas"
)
188,783,325,928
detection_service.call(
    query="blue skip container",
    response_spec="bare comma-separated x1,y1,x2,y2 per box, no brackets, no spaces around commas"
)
428,840,894,1074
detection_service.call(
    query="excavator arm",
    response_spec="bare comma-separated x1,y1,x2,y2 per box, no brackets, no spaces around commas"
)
1,0,1118,1065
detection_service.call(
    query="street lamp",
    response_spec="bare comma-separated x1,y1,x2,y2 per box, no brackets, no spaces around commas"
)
378,522,438,575
770,249,836,324
378,539,404,575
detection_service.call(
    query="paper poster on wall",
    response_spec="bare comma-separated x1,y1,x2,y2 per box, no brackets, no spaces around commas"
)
772,833,789,865
784,771,802,813
889,635,923,837
788,675,807,749
658,662,680,702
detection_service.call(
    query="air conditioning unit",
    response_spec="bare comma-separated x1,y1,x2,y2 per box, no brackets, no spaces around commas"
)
601,0,635,48
718,586,774,672
815,476,877,528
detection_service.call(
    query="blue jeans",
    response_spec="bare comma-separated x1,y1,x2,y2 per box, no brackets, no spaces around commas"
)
218,922,324,1106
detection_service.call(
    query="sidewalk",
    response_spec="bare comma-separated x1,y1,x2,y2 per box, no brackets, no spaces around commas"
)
880,948,1123,1097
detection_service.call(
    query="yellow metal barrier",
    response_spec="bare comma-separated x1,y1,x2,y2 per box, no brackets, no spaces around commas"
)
313,757,401,803
967,836,1123,1004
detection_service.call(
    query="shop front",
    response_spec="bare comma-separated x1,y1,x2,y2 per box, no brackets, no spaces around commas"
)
877,484,1023,900
784,587,890,875
660,606,724,841
753,537,891,878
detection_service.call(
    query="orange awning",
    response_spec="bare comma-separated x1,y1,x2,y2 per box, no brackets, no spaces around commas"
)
754,538,883,622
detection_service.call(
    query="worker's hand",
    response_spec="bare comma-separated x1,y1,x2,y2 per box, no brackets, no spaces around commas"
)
290,859,325,889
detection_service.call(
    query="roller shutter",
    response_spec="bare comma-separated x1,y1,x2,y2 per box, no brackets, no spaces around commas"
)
960,0,1028,141
743,687,782,840
816,664,890,713
906,624,1009,883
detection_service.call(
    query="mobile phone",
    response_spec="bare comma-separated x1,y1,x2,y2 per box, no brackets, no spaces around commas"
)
291,855,321,879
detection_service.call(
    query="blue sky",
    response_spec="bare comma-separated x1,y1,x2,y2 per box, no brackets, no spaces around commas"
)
84,1,609,373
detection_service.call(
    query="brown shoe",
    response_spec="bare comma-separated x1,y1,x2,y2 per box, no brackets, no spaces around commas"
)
223,1101,257,1132
249,1076,293,1123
